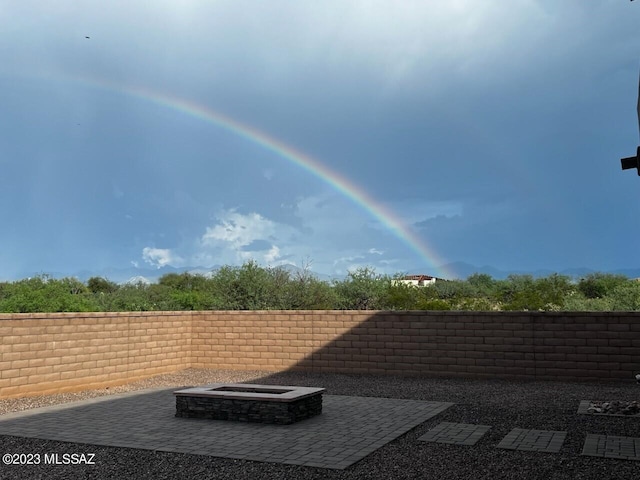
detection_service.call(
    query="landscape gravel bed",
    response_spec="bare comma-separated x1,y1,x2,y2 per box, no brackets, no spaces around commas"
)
1,369,639,479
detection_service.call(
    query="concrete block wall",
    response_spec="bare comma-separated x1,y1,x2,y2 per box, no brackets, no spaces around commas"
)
190,311,361,371
191,311,640,382
1,310,640,398
0,312,191,398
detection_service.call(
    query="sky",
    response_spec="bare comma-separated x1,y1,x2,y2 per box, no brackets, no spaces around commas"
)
1,0,639,281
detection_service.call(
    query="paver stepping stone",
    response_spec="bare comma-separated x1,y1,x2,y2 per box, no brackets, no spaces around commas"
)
581,434,640,461
418,422,491,446
496,428,566,453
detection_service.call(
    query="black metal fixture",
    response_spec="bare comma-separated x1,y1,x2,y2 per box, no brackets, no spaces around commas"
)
621,73,640,175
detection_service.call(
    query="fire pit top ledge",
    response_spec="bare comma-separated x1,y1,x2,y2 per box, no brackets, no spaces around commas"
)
173,383,325,402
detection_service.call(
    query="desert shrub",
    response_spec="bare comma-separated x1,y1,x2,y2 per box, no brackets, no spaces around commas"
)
100,282,174,311
429,279,476,301
454,297,497,311
383,279,422,310
497,274,572,311
0,267,638,312
158,272,210,292
610,281,640,311
0,276,98,312
87,276,118,294
208,261,285,310
578,273,629,299
562,292,613,311
414,298,452,310
466,273,499,298
332,267,390,310
282,273,337,310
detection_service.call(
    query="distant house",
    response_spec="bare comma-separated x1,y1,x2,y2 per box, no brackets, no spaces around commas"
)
394,274,440,287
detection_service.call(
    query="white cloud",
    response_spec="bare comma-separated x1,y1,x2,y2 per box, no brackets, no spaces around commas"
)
142,247,183,268
264,245,281,263
135,197,423,276
192,209,303,267
231,243,285,266
201,210,277,249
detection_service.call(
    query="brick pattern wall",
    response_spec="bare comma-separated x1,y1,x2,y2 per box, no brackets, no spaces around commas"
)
190,311,362,371
2,311,640,398
0,312,191,398
191,311,640,381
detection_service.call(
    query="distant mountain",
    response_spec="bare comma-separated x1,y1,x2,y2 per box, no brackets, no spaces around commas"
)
554,267,597,278
611,268,640,279
433,262,507,280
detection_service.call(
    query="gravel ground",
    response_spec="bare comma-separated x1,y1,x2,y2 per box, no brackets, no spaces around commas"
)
1,369,640,480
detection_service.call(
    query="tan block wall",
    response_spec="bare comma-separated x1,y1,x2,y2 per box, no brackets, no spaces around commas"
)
191,311,640,382
0,312,191,398
2,310,640,398
190,311,360,371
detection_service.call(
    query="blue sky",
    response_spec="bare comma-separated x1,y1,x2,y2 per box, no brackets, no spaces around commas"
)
1,1,639,281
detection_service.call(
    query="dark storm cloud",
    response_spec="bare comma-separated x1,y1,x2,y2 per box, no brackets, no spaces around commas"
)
1,1,639,278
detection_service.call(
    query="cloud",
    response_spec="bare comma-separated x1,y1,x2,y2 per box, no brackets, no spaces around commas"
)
331,245,400,275
240,239,273,252
264,245,281,263
133,194,418,276
3,0,639,282
331,254,366,276
201,210,278,249
4,2,559,96
141,247,183,269
413,199,517,231
193,209,301,267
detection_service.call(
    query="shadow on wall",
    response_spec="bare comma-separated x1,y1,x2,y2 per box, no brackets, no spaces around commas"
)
192,311,640,383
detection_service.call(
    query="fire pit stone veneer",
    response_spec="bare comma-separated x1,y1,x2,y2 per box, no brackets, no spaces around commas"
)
173,384,325,425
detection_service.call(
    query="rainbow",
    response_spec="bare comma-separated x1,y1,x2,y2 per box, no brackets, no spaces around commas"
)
71,76,452,278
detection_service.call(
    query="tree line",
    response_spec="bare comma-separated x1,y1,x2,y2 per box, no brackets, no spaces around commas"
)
0,261,639,313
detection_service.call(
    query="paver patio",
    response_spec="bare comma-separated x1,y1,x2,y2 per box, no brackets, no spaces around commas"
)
0,388,453,470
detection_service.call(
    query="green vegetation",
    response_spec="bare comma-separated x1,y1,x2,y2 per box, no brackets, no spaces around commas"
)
0,264,639,313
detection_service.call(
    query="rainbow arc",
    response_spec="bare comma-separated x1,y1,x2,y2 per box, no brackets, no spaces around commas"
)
72,76,452,278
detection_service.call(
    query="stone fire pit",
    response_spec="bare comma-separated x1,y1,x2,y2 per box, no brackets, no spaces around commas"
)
174,383,325,425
